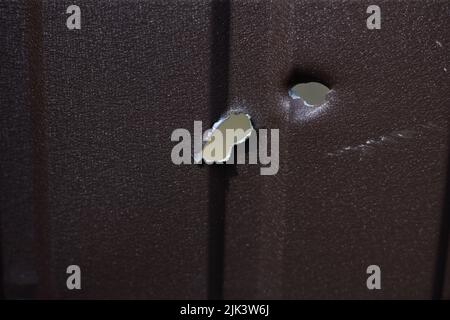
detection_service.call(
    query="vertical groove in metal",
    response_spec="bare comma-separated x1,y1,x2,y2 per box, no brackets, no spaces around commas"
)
433,130,450,299
207,0,231,300
25,0,52,298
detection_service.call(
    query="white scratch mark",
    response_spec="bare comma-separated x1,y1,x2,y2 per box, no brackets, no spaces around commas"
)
327,129,416,157
327,122,443,158
418,122,444,132
435,40,443,48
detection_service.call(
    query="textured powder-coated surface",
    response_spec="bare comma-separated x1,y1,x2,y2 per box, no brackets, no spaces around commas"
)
0,1,37,299
222,0,449,299
2,0,214,299
1,0,449,299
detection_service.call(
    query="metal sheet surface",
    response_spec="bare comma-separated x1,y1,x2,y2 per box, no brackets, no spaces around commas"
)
1,0,449,299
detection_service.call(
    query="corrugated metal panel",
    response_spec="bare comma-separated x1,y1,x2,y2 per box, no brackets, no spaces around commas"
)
1,0,449,299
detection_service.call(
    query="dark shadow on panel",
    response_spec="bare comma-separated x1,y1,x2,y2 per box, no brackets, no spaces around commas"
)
207,0,231,300
433,129,450,299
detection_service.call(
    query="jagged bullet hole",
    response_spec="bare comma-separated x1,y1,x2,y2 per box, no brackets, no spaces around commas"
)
200,112,254,163
289,82,331,107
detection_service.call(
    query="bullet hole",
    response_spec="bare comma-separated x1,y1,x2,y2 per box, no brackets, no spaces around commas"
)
289,82,331,107
200,112,254,163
